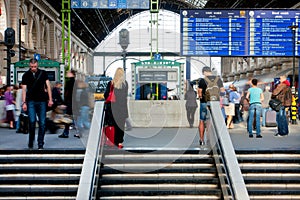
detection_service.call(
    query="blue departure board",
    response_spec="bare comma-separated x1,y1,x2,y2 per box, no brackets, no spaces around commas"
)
71,0,149,9
181,9,300,57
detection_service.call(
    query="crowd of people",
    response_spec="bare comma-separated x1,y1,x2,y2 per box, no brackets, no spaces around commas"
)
0,58,92,150
0,61,294,149
184,66,294,146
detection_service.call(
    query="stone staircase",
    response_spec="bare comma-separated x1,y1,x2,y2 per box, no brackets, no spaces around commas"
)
0,149,85,200
98,148,222,200
236,150,300,200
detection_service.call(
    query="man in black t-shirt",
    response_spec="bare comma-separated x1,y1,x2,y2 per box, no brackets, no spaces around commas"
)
197,66,224,146
22,58,53,150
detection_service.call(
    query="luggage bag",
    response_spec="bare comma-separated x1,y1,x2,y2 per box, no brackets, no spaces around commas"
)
265,110,277,127
104,126,115,146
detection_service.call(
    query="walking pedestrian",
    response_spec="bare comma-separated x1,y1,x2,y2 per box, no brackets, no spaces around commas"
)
22,58,53,149
197,66,224,146
185,82,198,128
4,85,16,129
104,67,129,148
58,69,76,138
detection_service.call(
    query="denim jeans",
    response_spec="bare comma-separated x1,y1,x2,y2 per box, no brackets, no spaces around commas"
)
199,103,208,121
276,106,289,135
27,101,47,147
261,107,272,126
247,103,262,136
77,106,91,129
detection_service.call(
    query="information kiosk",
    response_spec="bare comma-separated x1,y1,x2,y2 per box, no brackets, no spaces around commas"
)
131,59,184,100
11,59,64,86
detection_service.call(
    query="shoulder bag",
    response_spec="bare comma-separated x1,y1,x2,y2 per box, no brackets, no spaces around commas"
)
269,98,282,112
105,83,116,103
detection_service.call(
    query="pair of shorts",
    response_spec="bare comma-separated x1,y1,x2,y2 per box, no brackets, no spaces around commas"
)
199,103,208,121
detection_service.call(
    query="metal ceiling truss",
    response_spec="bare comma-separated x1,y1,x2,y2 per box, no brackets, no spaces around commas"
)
57,0,299,51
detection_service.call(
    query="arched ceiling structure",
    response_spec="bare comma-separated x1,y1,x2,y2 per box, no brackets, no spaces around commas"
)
46,0,300,50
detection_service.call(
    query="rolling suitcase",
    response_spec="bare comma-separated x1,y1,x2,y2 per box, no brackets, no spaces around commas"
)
265,110,277,127
104,126,115,146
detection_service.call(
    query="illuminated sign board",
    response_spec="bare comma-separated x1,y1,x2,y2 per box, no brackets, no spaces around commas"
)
138,69,178,83
71,0,149,9
181,9,300,56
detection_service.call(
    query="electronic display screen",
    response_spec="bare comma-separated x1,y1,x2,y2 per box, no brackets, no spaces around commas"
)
71,0,149,9
181,9,300,57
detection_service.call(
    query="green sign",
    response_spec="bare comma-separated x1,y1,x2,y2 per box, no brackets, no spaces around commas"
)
14,59,61,68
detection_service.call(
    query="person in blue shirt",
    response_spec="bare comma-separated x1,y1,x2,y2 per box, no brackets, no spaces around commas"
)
246,79,264,138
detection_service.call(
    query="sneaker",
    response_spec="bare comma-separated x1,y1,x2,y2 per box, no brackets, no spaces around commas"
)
274,133,287,137
256,135,263,138
199,140,205,146
249,134,253,138
38,146,44,150
58,134,69,138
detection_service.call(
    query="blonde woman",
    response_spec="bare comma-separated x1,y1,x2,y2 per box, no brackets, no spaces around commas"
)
104,67,129,148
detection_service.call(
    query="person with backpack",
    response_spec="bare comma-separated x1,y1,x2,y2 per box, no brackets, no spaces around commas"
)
197,66,225,146
271,75,292,136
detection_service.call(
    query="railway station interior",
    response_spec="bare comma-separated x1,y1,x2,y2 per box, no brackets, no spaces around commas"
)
0,0,300,199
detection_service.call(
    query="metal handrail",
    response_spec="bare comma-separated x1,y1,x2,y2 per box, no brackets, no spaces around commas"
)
76,101,249,200
76,101,105,200
208,101,249,200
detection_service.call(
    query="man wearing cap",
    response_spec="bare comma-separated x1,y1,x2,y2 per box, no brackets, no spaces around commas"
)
197,66,225,146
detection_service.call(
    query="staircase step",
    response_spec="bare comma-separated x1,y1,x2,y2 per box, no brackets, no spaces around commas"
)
99,189,222,197
101,172,216,182
248,195,300,200
98,195,221,200
237,150,300,198
0,149,85,199
98,149,222,199
0,174,80,184
101,183,219,190
0,196,75,200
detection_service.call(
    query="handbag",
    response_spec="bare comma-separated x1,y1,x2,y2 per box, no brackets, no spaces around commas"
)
105,83,116,103
269,98,282,112
6,104,15,111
